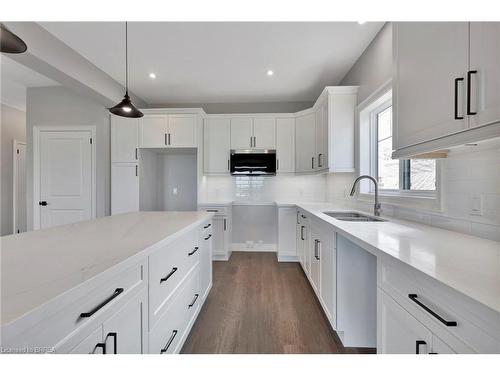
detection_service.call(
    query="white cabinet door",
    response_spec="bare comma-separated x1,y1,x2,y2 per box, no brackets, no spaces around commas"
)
295,113,316,172
378,288,433,354
469,22,500,128
211,216,227,259
111,163,139,215
70,326,104,354
168,115,197,147
320,230,335,323
394,22,469,149
204,118,231,174
199,225,213,299
111,116,139,163
253,118,276,149
432,335,457,354
140,115,167,147
315,105,325,171
102,288,147,354
276,118,295,173
230,118,253,149
321,101,329,170
309,226,321,294
277,207,297,260
296,211,304,267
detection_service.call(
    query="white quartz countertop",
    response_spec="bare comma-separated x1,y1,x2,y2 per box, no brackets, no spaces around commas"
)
295,202,500,314
1,211,212,325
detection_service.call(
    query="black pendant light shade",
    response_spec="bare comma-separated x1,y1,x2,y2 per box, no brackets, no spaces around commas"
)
109,22,143,118
0,24,27,54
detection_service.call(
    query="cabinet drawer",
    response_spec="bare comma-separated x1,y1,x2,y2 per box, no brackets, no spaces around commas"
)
148,229,199,326
3,260,146,352
149,267,199,354
200,206,229,216
378,257,500,353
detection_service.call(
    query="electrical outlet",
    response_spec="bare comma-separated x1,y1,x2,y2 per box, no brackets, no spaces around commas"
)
470,195,484,216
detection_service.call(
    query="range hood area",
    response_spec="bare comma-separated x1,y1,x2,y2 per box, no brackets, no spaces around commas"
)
230,149,277,176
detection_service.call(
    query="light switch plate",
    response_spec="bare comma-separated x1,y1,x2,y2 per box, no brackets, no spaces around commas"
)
470,195,484,216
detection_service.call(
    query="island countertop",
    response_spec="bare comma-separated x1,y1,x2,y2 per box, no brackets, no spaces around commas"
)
1,211,212,326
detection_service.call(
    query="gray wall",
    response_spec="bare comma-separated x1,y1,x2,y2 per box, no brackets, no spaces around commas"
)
1,104,26,236
150,101,314,114
26,86,110,230
340,23,392,104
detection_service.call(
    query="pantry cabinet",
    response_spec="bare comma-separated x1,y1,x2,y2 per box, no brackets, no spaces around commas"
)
393,22,500,158
111,116,139,163
203,118,231,174
111,163,139,215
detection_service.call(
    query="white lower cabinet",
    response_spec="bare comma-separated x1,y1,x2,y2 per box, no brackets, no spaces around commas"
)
309,226,321,294
70,326,104,354
199,206,231,261
277,206,297,261
199,222,213,299
111,162,139,215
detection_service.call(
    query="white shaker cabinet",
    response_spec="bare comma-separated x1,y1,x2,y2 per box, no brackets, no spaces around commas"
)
203,118,231,174
295,113,316,173
111,163,139,215
111,116,139,163
393,22,470,150
276,118,295,173
309,226,321,294
469,22,500,129
168,115,197,147
230,118,253,149
140,115,167,148
253,118,276,149
70,327,104,354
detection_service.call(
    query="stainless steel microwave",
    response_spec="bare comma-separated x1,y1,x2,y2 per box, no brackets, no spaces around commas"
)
230,149,276,176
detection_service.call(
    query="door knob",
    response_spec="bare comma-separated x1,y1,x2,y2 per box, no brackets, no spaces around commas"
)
39,201,48,206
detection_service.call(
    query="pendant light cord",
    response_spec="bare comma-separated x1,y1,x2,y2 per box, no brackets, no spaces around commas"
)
125,21,128,94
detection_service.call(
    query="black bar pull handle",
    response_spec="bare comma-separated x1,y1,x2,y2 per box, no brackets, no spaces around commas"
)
206,209,219,213
204,234,212,240
311,157,315,169
188,247,199,256
188,294,199,308
203,223,211,229
300,226,305,241
164,133,168,146
408,294,457,326
39,201,48,206
94,342,106,354
454,77,464,120
80,288,124,318
160,330,178,354
314,239,320,260
467,70,478,115
416,340,426,354
223,218,227,231
160,267,178,283
106,332,117,354
135,148,138,160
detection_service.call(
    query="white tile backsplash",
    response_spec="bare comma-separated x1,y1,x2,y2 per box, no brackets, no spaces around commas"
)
326,138,500,241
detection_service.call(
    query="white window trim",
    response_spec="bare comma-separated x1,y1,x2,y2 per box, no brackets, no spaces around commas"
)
356,81,443,212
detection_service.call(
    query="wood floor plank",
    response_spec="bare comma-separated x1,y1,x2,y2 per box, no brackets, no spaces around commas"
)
181,252,375,354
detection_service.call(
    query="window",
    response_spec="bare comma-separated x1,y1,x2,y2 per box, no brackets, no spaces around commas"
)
372,104,436,192
358,86,439,204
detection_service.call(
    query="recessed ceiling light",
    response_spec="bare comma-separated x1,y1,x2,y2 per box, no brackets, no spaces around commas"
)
357,21,366,25
149,73,156,79
267,70,274,76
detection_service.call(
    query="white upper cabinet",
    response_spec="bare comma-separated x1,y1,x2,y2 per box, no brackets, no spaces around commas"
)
253,118,276,149
140,115,168,148
315,100,328,171
168,115,197,147
204,118,231,174
276,118,295,173
230,118,253,149
295,112,316,173
393,22,470,150
111,116,139,163
469,22,500,128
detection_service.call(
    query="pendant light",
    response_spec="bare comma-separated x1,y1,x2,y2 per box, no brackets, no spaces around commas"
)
109,22,143,118
0,24,27,54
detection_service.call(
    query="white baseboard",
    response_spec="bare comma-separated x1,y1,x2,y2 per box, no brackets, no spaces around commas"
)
212,253,230,261
231,243,276,252
277,254,299,262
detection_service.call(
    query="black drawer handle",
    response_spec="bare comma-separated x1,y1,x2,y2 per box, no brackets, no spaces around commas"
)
206,209,218,213
408,294,457,327
160,267,178,284
188,247,199,256
301,214,306,219
188,293,199,308
80,288,124,318
467,70,478,115
204,234,212,240
94,342,106,354
203,223,211,229
106,332,117,354
300,226,305,241
416,340,426,354
160,330,178,354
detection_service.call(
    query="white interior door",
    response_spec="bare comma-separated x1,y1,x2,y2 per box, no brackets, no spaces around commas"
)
13,140,27,234
38,130,93,229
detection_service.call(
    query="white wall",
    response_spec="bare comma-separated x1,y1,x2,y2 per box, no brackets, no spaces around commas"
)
26,86,110,230
1,104,26,236
199,174,327,204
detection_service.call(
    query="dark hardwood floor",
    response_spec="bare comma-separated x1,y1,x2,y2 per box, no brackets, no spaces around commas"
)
181,252,375,354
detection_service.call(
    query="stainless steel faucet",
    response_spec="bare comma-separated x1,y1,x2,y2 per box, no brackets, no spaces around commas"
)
350,175,381,216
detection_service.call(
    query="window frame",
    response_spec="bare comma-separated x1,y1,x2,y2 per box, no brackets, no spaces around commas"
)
357,82,443,211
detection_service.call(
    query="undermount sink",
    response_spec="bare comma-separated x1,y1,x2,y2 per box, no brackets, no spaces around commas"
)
322,211,387,222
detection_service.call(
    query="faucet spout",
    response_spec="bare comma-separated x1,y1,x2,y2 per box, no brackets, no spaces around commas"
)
349,175,381,216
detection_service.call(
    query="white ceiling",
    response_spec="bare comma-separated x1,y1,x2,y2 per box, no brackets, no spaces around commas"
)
1,55,59,111
39,22,384,105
